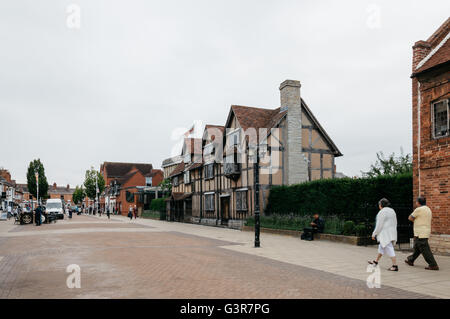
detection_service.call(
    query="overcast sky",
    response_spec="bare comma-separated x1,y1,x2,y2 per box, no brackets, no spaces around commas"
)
0,0,448,187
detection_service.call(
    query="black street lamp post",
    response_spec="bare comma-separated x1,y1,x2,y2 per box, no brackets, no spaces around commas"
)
252,146,260,248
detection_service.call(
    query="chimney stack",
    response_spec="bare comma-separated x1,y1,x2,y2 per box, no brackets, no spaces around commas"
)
279,80,309,185
412,40,431,72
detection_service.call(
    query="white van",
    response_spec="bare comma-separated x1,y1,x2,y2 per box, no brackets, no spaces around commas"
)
45,199,64,219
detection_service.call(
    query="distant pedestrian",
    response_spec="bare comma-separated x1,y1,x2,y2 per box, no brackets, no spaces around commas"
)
35,205,43,226
106,206,110,219
7,205,12,220
133,205,137,219
128,206,133,221
368,198,398,271
405,197,439,270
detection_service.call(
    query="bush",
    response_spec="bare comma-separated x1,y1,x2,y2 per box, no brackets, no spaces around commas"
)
342,220,355,236
150,198,166,212
265,173,412,221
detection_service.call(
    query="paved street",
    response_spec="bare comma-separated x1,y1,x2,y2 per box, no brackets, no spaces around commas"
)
0,214,449,299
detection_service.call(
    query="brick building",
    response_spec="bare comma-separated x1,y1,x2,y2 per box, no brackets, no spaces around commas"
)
100,162,163,216
165,79,343,227
48,183,76,203
411,18,450,254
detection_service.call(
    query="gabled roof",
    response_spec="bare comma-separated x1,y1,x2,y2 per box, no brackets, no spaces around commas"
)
224,100,342,157
182,138,203,155
101,162,153,178
413,18,450,77
145,169,163,178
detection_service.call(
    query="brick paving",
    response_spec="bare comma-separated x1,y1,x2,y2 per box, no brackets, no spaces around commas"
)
0,215,437,299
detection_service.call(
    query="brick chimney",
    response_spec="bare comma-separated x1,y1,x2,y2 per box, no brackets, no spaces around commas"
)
279,80,309,185
53,183,57,190
412,40,431,71
66,184,70,189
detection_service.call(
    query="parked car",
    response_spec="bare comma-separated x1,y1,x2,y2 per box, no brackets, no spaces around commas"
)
45,199,65,219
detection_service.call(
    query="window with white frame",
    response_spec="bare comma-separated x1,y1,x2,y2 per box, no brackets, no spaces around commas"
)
205,193,215,211
236,190,248,211
204,164,214,179
173,176,179,186
145,177,152,186
432,99,449,138
184,170,190,184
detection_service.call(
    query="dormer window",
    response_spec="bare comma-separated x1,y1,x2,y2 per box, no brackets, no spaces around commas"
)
432,99,449,139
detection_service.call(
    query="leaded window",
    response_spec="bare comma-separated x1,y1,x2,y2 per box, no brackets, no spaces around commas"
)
236,191,247,211
204,164,214,179
205,193,215,211
432,99,449,138
184,170,190,184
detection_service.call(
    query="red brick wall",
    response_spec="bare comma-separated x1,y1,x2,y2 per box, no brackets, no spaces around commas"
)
412,69,450,236
151,170,164,186
118,171,145,216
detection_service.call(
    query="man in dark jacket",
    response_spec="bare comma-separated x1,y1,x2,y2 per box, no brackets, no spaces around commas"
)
301,213,325,241
35,205,43,226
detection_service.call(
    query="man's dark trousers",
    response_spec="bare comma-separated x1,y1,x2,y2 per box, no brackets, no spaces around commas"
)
35,212,41,226
407,237,438,267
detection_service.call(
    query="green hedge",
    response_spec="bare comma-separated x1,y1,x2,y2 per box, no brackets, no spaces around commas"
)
150,198,167,212
265,173,412,219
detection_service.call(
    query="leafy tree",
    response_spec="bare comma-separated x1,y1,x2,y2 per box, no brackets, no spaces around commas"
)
83,169,105,200
72,186,86,205
159,178,172,196
26,159,49,201
362,149,412,178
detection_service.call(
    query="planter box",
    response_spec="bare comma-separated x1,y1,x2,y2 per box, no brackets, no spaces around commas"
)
242,225,374,246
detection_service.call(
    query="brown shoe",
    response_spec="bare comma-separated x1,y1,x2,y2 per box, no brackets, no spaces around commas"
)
425,266,439,271
404,259,414,266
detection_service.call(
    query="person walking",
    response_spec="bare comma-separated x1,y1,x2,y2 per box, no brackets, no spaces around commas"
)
133,205,137,219
128,206,133,221
368,198,398,271
7,205,12,220
405,197,439,270
106,205,110,220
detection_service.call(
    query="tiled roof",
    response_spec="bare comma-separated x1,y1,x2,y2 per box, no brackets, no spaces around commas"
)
145,169,163,177
228,100,342,156
49,185,75,195
169,162,185,178
15,183,29,193
102,162,153,178
231,105,283,132
162,155,182,167
116,169,139,185
414,37,450,75
413,18,450,76
205,124,225,135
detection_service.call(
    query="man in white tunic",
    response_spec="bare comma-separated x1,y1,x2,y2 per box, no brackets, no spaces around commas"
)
368,198,398,271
